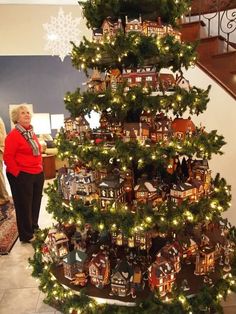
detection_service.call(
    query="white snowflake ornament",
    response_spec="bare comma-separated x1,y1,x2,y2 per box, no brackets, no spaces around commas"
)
43,8,82,61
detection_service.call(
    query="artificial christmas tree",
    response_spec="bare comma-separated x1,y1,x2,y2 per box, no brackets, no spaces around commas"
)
30,1,236,313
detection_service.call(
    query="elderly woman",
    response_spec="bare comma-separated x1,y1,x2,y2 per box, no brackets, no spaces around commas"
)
4,104,44,243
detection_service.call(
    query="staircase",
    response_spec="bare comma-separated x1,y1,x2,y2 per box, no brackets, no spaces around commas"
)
180,0,236,99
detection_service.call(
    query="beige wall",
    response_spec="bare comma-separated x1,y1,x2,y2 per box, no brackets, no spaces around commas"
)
0,4,91,55
183,67,236,225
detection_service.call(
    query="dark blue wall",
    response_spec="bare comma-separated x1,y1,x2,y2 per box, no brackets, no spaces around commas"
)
0,56,86,132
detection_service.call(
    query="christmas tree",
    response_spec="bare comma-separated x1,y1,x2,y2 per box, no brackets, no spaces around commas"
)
30,1,236,313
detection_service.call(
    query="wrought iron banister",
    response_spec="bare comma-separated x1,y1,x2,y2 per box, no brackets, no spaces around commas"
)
186,0,236,51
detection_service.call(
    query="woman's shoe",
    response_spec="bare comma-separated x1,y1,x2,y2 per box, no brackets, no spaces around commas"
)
21,235,36,244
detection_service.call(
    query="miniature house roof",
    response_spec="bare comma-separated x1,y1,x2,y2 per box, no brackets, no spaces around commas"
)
90,252,108,269
171,117,196,133
161,242,181,257
192,159,209,170
63,249,87,265
134,181,157,193
171,182,195,192
152,256,175,277
112,260,133,280
52,232,68,243
159,73,175,84
99,175,124,189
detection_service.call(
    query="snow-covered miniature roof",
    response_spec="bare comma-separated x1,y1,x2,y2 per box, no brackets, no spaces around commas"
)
134,181,157,192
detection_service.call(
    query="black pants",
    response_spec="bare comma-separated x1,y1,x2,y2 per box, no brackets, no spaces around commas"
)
7,171,44,242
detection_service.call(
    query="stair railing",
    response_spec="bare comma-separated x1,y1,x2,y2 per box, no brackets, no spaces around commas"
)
187,0,236,51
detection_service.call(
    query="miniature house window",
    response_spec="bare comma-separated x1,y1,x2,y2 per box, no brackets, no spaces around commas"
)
128,78,132,83
101,200,105,208
102,190,106,197
117,234,123,245
135,77,142,82
171,274,174,280
159,278,163,284
146,76,153,81
159,286,163,292
110,190,114,197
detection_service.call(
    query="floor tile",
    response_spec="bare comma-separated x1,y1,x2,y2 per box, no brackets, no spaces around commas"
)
36,292,59,313
0,288,39,314
0,289,5,303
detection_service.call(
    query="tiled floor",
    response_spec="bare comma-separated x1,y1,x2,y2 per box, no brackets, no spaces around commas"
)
0,179,236,314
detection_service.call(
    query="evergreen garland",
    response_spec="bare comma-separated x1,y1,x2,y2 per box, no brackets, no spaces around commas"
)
71,32,197,73
78,0,191,28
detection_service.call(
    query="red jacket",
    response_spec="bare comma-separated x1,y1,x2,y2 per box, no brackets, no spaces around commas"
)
3,128,43,176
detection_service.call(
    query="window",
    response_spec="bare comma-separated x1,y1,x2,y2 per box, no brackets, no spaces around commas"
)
146,76,153,82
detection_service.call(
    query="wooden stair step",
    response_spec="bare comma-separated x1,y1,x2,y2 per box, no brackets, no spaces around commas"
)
180,20,206,42
197,36,226,59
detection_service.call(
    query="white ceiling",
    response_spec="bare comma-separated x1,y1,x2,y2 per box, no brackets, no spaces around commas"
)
0,1,78,4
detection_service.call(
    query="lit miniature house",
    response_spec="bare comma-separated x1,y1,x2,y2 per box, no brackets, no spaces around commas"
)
134,231,152,251
130,264,144,298
140,110,154,126
123,122,150,143
134,180,158,205
92,27,103,42
64,117,74,132
58,171,74,200
175,75,190,91
171,117,196,140
125,15,142,33
194,246,215,275
180,237,198,260
47,229,69,260
87,68,106,93
113,231,127,246
160,242,182,273
100,110,110,130
148,253,176,296
111,230,152,251
158,73,176,92
150,113,171,142
142,17,181,41
74,169,98,205
121,169,134,203
170,182,197,204
98,174,125,210
191,159,212,195
63,249,88,280
74,116,90,138
89,252,110,288
64,116,90,140
122,66,158,91
142,17,163,37
101,17,123,38
105,68,122,91
110,260,134,297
